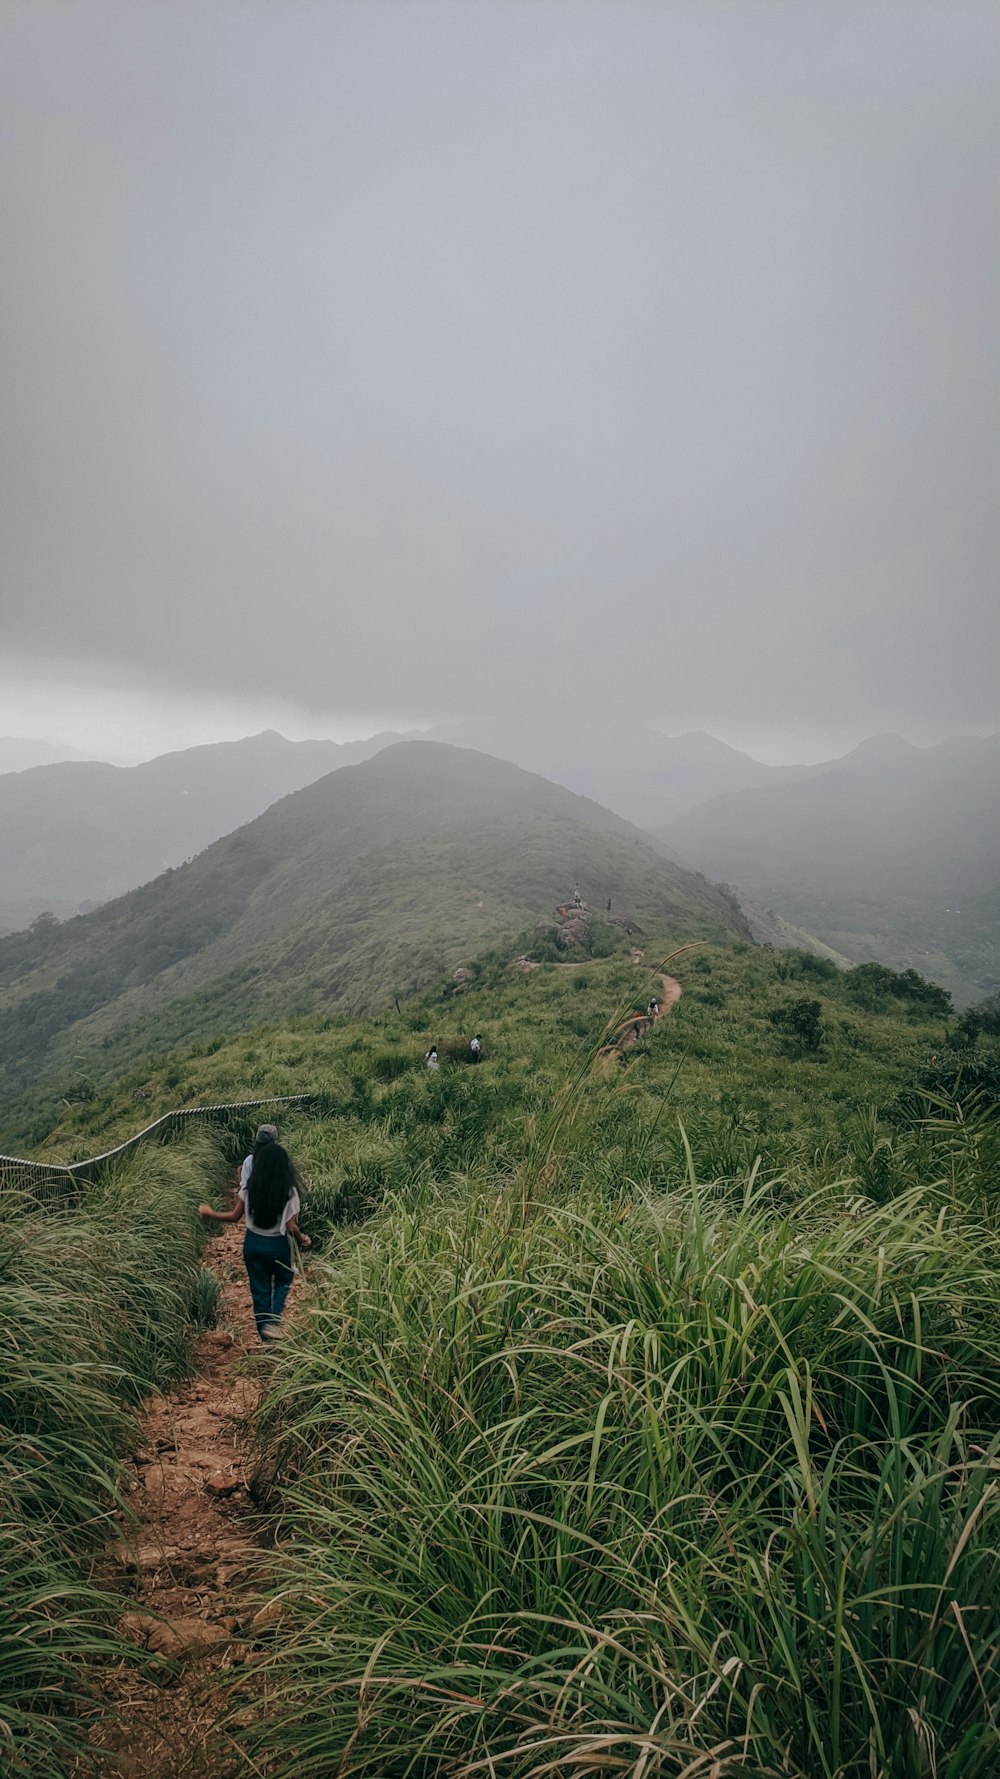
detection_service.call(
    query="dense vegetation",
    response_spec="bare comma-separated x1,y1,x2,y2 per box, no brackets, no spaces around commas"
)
29,937,961,1170
6,930,1000,1776
0,742,746,1142
245,1175,1000,1777
0,1133,223,1776
230,949,999,1776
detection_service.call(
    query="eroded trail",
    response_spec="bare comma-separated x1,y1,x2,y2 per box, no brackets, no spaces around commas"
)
86,1219,268,1779
615,970,683,1049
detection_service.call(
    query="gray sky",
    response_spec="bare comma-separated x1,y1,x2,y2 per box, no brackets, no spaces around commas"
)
1,0,998,763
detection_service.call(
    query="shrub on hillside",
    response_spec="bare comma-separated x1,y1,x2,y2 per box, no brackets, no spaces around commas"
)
845,961,952,1018
768,995,824,1051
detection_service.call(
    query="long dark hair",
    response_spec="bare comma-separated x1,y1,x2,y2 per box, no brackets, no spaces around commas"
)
247,1141,300,1228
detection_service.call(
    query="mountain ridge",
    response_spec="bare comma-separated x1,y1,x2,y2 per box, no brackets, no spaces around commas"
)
664,731,1000,1005
0,727,412,933
0,741,751,1137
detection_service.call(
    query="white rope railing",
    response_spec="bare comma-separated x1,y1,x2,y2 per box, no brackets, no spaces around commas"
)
0,1094,315,1196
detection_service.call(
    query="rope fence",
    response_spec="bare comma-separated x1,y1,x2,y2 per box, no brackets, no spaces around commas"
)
0,1094,316,1200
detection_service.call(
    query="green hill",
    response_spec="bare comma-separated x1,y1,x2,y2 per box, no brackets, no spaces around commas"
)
31,932,957,1174
0,741,747,1143
0,727,409,934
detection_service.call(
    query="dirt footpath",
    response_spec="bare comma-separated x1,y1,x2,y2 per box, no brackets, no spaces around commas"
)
84,1219,273,1779
616,971,683,1049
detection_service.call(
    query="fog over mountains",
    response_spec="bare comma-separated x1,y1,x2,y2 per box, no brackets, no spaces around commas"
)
0,737,96,775
0,721,793,933
0,741,746,1129
0,729,406,934
3,721,996,1008
664,732,1000,1005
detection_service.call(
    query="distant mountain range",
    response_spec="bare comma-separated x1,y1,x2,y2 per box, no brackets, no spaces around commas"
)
3,722,996,1008
0,736,97,774
663,732,1000,1006
0,728,408,933
0,741,748,1125
426,718,813,827
0,721,803,934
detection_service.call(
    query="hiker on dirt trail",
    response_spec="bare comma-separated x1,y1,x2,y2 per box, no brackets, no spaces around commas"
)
199,1125,310,1342
426,1044,440,1069
470,1034,482,1063
647,997,660,1019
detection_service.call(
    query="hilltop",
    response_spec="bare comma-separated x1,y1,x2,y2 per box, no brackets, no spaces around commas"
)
0,727,408,933
0,741,748,1143
0,719,817,932
664,731,1000,1005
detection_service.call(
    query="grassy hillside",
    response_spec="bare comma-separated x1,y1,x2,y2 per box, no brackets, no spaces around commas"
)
9,937,1000,1776
29,935,956,1175
664,732,1000,1005
0,727,407,933
0,742,748,1141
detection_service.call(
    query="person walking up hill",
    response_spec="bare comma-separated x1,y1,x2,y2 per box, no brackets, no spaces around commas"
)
199,1126,310,1341
470,1034,482,1063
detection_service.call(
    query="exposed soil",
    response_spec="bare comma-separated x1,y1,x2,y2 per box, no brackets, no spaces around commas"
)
615,972,683,1050
83,1215,277,1778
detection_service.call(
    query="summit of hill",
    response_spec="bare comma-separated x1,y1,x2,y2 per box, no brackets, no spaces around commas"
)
0,741,749,1138
0,726,411,935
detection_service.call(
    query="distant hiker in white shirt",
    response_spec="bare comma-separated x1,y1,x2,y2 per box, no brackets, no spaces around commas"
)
426,1045,439,1069
470,1034,482,1063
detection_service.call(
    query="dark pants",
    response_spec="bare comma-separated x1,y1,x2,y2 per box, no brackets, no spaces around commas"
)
243,1230,294,1339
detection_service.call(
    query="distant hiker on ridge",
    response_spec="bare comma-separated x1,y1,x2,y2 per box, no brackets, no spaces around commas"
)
573,883,582,907
470,1033,482,1064
426,1044,439,1069
199,1123,310,1342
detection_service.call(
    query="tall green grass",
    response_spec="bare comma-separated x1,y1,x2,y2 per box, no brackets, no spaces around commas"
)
244,1167,1000,1777
0,1132,221,1776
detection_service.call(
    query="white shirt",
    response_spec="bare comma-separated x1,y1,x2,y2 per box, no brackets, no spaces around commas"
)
238,1155,300,1237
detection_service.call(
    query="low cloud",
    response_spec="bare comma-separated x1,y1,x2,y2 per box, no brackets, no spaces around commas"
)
2,2,997,743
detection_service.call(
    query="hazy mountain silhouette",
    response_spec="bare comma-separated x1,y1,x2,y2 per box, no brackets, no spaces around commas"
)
0,741,750,1106
0,728,409,933
427,717,814,828
0,736,96,774
664,733,1000,1005
0,717,817,936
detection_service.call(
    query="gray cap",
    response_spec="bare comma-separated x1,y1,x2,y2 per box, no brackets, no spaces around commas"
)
255,1123,278,1144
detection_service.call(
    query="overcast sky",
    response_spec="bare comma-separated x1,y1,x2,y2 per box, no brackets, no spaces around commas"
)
1,1,998,764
